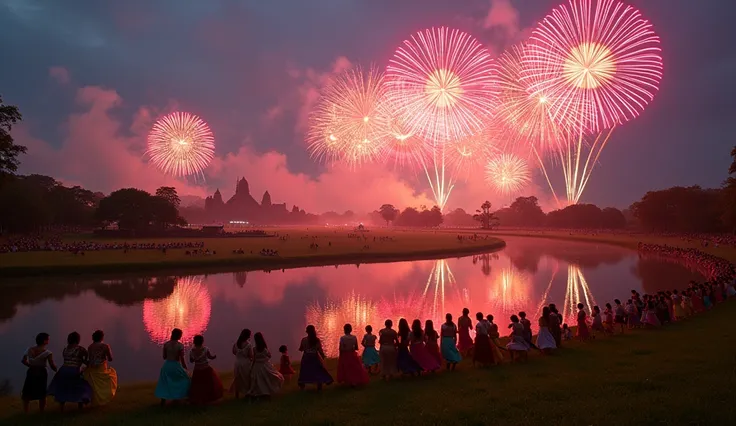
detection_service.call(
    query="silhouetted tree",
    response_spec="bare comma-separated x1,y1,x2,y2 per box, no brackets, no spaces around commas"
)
379,204,399,225
473,201,499,229
497,196,546,227
155,186,181,208
0,96,25,178
444,208,476,227
631,186,721,232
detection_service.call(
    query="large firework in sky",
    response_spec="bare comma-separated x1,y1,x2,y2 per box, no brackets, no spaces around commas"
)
146,112,215,178
307,67,388,168
522,0,663,204
485,153,532,196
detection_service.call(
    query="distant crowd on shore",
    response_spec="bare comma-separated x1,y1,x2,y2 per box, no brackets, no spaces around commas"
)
16,242,736,414
0,236,205,254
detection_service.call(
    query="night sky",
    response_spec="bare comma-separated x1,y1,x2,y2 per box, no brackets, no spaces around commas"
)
1,0,735,213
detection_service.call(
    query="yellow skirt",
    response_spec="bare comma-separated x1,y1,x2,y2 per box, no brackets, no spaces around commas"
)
83,364,118,406
491,338,505,364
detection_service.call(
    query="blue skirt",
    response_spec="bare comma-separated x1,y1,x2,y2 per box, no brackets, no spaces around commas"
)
48,366,92,404
440,337,462,363
397,346,422,374
298,352,333,385
155,360,191,400
362,347,380,367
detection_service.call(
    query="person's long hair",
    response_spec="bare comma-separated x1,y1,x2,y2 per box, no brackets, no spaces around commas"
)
542,306,551,321
254,332,267,352
398,318,410,341
237,329,251,348
411,319,423,340
425,320,436,339
306,324,319,347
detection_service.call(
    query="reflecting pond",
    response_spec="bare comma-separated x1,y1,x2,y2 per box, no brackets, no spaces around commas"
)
0,237,703,393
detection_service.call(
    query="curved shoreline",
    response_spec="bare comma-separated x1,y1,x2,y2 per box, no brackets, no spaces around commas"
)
0,239,506,280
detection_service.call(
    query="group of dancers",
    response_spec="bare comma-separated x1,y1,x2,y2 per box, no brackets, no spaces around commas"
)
18,243,736,414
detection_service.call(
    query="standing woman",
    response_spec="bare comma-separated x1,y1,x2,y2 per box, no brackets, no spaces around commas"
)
21,333,58,413
47,331,92,410
424,320,442,364
548,305,562,348
84,330,118,406
337,324,370,386
248,332,284,399
506,315,530,362
188,334,223,405
378,320,399,381
155,328,190,406
298,325,333,390
440,313,462,370
536,307,557,355
230,329,253,399
576,303,592,341
472,313,494,367
487,315,505,364
396,319,422,376
409,319,440,372
457,308,474,356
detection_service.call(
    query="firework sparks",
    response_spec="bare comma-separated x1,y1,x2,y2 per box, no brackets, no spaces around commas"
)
485,153,531,195
142,276,211,346
486,266,532,322
305,292,379,358
562,265,597,325
385,27,498,143
522,0,663,205
307,67,388,168
146,112,215,178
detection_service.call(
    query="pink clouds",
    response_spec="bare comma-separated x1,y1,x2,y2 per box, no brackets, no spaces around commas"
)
49,66,70,84
481,0,533,55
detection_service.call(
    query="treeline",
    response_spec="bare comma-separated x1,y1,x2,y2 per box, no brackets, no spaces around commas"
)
0,174,185,233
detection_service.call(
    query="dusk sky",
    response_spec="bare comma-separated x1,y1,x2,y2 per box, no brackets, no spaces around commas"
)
2,0,735,213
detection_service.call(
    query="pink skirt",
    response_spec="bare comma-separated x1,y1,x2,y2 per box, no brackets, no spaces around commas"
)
458,330,474,352
577,320,590,339
337,351,369,386
409,342,441,371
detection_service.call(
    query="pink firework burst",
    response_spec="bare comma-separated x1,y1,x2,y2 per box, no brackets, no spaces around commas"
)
147,112,215,178
385,27,499,144
522,0,663,132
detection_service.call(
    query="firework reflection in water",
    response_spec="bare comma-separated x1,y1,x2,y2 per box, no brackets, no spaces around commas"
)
305,292,379,358
143,276,212,346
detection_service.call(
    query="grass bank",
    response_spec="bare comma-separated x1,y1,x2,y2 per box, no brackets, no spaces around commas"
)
0,229,504,279
2,301,735,426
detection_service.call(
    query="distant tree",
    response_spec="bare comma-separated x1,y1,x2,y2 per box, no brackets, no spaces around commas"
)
379,204,399,225
395,207,421,227
721,147,736,231
473,201,499,229
600,207,626,229
96,188,154,230
420,205,443,227
0,176,52,232
444,208,476,227
507,196,546,227
0,96,25,177
155,186,181,208
631,186,721,233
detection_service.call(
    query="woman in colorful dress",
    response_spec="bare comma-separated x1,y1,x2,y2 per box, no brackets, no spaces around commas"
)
440,313,462,370
248,332,284,398
536,308,557,355
643,300,661,327
83,330,118,406
590,306,605,335
576,303,591,341
336,324,370,386
603,303,615,334
230,329,253,399
47,331,92,410
188,334,223,405
298,325,333,390
613,299,627,332
409,319,440,372
155,328,190,405
671,291,685,321
625,299,641,328
424,320,442,364
396,318,423,376
487,314,505,364
360,325,380,374
457,308,474,356
506,315,530,362
472,312,494,367
21,332,57,413
378,319,399,381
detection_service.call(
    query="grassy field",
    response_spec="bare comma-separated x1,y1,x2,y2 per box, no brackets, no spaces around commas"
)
0,228,503,278
1,301,734,426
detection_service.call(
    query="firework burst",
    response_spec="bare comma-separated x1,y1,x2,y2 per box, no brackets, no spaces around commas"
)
307,67,388,168
146,112,215,178
485,153,531,195
385,27,498,143
142,276,211,346
522,0,663,205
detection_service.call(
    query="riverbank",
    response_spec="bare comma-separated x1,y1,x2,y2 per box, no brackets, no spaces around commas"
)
0,229,505,279
2,300,734,426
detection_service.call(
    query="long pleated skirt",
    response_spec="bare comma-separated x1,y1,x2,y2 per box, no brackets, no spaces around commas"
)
154,360,191,400
440,337,462,364
47,366,92,404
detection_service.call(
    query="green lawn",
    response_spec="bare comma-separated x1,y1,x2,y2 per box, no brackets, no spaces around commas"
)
2,302,734,426
0,228,503,278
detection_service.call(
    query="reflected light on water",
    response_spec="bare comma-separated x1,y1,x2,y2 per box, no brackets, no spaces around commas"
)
305,292,379,358
562,265,597,325
143,276,212,345
486,265,531,321
420,259,458,320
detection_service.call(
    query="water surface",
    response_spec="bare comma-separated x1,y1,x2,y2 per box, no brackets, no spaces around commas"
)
0,237,701,393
